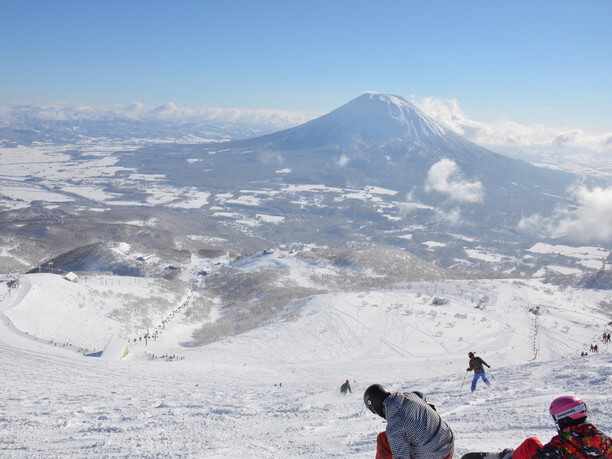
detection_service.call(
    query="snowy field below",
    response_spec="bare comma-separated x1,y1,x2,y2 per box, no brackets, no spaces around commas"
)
0,274,610,457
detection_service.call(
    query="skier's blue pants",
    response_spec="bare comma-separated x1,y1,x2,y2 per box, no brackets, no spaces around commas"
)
471,373,490,391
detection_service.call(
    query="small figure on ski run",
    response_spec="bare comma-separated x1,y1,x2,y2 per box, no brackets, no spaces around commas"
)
340,379,352,395
502,395,611,458
363,384,454,459
466,352,490,391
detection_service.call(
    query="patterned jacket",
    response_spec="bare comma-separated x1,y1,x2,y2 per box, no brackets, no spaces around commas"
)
383,392,454,458
535,423,611,458
468,356,489,374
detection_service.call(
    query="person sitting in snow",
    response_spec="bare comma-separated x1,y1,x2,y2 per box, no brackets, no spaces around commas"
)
466,351,490,391
340,379,352,394
364,384,454,459
504,395,611,459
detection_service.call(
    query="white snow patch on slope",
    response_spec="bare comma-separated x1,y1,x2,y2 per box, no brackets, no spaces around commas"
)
226,195,262,206
60,184,119,201
423,241,447,249
0,184,74,204
3,274,189,350
528,243,609,269
367,186,398,196
546,265,584,275
256,214,285,223
465,248,505,263
168,189,210,209
128,173,166,181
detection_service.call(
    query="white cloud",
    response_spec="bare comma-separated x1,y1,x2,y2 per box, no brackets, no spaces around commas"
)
258,151,284,165
337,155,349,167
416,97,612,153
518,185,612,243
435,207,463,226
0,105,14,124
424,159,484,203
150,102,181,119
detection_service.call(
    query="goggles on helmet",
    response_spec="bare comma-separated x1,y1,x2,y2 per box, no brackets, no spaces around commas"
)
551,402,587,422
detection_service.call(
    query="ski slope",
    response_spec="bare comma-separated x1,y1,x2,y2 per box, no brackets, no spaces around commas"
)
0,273,610,457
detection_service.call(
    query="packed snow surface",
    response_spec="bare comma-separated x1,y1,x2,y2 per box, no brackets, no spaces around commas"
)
0,274,610,457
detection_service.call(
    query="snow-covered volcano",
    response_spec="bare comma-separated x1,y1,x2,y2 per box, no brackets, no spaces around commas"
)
240,92,455,151
188,92,568,189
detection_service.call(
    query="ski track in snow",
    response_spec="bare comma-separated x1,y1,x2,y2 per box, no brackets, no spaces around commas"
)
0,275,610,457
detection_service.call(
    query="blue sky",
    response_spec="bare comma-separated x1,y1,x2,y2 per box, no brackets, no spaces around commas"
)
1,1,611,130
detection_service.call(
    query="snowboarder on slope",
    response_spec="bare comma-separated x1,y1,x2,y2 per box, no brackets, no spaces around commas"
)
364,384,454,459
340,379,352,395
505,395,611,458
466,352,490,392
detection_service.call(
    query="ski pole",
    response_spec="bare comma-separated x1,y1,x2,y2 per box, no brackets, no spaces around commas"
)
461,371,467,389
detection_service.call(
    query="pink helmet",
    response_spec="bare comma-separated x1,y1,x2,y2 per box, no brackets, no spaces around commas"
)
549,395,587,424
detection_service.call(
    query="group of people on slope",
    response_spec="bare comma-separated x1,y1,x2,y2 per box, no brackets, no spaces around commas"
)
362,352,610,459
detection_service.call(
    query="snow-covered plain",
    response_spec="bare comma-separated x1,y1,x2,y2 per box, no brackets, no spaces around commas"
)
1,272,610,457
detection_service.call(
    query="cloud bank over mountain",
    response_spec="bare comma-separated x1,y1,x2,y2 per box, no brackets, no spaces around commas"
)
416,97,612,154
0,102,319,130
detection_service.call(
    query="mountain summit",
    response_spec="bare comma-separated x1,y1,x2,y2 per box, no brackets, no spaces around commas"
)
246,92,459,152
